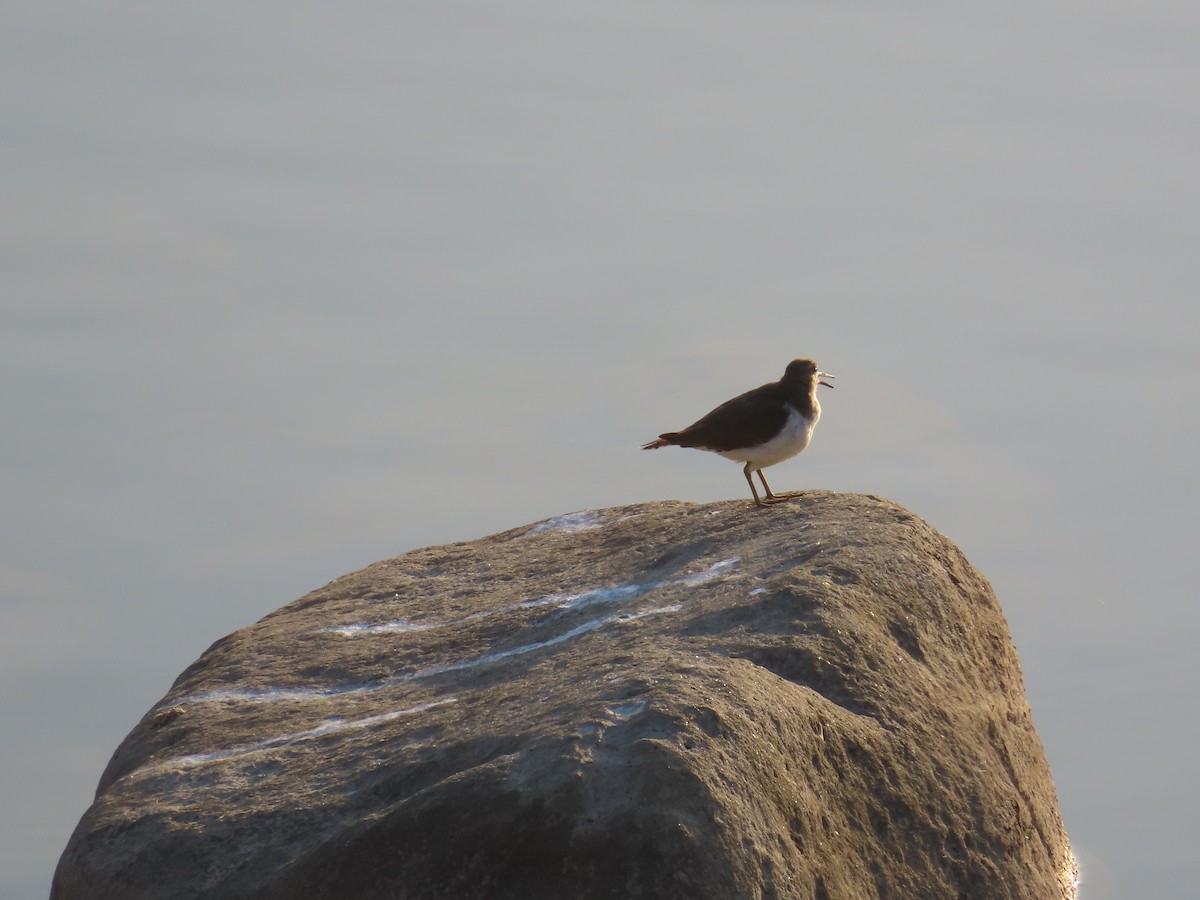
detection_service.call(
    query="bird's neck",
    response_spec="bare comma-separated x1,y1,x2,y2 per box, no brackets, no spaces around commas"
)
784,381,819,421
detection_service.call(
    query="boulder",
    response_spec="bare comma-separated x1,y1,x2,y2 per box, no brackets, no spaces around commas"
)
52,493,1077,899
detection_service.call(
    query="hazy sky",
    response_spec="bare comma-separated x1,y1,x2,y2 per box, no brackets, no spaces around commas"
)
4,3,1198,897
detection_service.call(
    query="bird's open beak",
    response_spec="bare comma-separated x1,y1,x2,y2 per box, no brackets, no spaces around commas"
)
818,372,835,389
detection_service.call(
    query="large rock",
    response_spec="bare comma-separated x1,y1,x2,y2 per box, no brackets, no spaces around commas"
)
53,494,1077,899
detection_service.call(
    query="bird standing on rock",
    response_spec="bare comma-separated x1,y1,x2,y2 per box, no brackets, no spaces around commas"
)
641,359,834,506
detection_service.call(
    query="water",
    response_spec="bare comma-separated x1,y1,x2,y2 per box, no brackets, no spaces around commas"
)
4,3,1198,896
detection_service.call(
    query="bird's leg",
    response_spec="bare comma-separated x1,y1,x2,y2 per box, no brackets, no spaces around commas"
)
757,469,779,501
743,464,765,506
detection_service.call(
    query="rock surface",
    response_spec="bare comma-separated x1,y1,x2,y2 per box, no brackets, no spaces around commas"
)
53,493,1076,899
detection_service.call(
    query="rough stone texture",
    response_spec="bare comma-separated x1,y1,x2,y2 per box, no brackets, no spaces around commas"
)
53,493,1077,899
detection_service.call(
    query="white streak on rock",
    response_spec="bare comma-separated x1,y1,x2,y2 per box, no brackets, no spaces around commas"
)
676,557,740,585
318,619,438,637
319,557,741,637
547,583,644,612
167,606,683,709
131,698,458,778
407,605,681,680
174,683,377,705
524,510,607,535
607,700,647,720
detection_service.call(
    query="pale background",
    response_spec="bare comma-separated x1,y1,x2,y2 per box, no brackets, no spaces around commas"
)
4,3,1197,897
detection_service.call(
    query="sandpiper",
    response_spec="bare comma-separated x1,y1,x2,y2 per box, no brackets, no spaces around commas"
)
641,359,834,506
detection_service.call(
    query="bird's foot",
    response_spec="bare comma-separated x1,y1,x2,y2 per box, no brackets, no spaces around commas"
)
758,491,804,505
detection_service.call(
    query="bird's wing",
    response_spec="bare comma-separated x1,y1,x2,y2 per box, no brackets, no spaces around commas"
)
670,383,791,452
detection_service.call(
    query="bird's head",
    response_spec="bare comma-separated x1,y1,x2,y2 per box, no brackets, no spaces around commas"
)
783,358,835,389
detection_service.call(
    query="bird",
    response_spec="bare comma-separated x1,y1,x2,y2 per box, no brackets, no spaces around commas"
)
641,358,834,506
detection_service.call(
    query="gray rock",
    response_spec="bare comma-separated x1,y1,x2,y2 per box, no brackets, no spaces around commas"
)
52,494,1077,899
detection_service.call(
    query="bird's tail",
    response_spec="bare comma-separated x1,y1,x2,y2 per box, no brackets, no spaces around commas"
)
641,434,678,450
